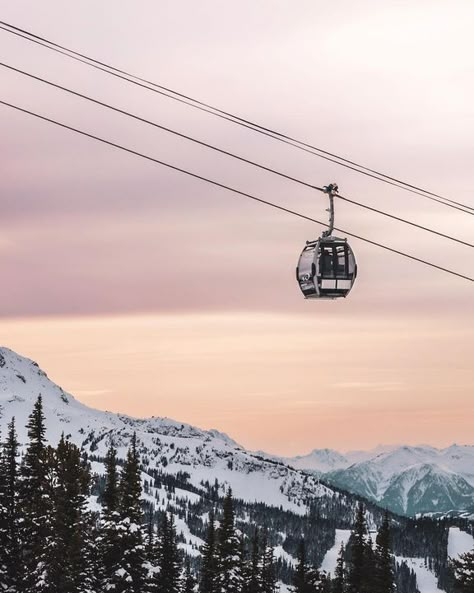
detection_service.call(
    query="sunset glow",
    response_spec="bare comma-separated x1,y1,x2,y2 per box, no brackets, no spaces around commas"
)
1,0,473,456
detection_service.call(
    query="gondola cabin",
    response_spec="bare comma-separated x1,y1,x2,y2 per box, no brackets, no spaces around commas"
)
297,236,357,299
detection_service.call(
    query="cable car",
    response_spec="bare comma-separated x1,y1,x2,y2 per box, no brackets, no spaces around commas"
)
297,184,357,299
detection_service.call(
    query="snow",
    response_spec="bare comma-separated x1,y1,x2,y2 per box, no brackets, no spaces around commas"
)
395,557,445,593
283,448,349,472
289,445,474,516
323,526,450,593
320,529,351,575
86,495,102,513
0,346,335,520
274,545,296,567
448,527,474,559
285,443,474,493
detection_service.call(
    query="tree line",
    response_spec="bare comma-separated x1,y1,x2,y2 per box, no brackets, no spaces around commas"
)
0,395,472,593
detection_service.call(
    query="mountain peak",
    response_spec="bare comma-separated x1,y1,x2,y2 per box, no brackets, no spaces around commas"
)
0,346,72,404
0,346,337,513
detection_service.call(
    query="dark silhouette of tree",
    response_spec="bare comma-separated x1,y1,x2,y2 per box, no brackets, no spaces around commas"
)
200,510,218,593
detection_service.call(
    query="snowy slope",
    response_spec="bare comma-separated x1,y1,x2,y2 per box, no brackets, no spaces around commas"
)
320,529,351,575
0,346,334,514
448,527,474,559
282,449,349,473
395,557,445,593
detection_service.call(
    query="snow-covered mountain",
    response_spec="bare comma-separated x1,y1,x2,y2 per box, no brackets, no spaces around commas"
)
2,345,472,520
284,445,474,517
0,346,336,514
1,346,469,592
283,448,349,472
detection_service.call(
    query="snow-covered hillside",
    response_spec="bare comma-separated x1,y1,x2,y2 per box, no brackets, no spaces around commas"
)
1,346,468,592
0,346,333,514
284,444,474,517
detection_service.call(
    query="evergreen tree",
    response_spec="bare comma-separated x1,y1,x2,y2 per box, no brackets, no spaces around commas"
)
451,549,474,592
332,543,345,593
236,535,249,593
200,511,218,593
103,445,119,513
81,510,102,593
365,534,378,593
260,541,278,593
47,435,93,593
293,539,309,593
246,528,261,593
395,561,419,593
3,418,20,592
181,557,197,593
146,514,155,562
293,539,324,593
374,512,394,593
115,433,147,592
347,503,368,593
216,489,240,593
0,427,8,586
98,444,122,589
18,395,54,593
155,512,181,593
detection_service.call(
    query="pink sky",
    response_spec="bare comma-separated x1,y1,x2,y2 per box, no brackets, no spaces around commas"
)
0,1,472,454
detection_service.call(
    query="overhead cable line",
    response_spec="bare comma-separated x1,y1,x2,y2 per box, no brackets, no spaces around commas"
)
2,61,472,249
1,99,472,283
1,20,473,215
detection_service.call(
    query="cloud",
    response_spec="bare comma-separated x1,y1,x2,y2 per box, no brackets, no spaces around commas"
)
332,381,406,392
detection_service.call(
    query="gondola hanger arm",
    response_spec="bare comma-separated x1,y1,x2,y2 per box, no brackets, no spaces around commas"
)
322,183,338,237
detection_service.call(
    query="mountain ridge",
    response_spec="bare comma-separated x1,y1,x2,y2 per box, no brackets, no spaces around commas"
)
281,444,474,517
1,345,471,592
0,346,335,515
1,345,472,519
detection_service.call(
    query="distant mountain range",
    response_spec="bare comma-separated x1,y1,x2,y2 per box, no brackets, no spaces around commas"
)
280,445,474,517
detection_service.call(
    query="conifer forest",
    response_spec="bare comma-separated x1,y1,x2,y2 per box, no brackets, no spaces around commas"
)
0,396,473,592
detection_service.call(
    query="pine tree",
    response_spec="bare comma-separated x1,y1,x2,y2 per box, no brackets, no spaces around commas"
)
235,535,248,593
332,543,345,593
246,528,261,593
374,512,394,593
155,512,181,593
364,534,378,593
103,445,119,513
451,549,474,592
47,435,93,593
199,511,218,593
293,539,323,593
395,561,419,593
181,557,196,593
98,444,123,590
81,509,102,593
216,489,240,593
293,539,309,593
260,541,278,593
4,418,20,592
146,514,155,562
0,427,8,586
347,503,368,593
18,395,54,593
115,433,147,592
